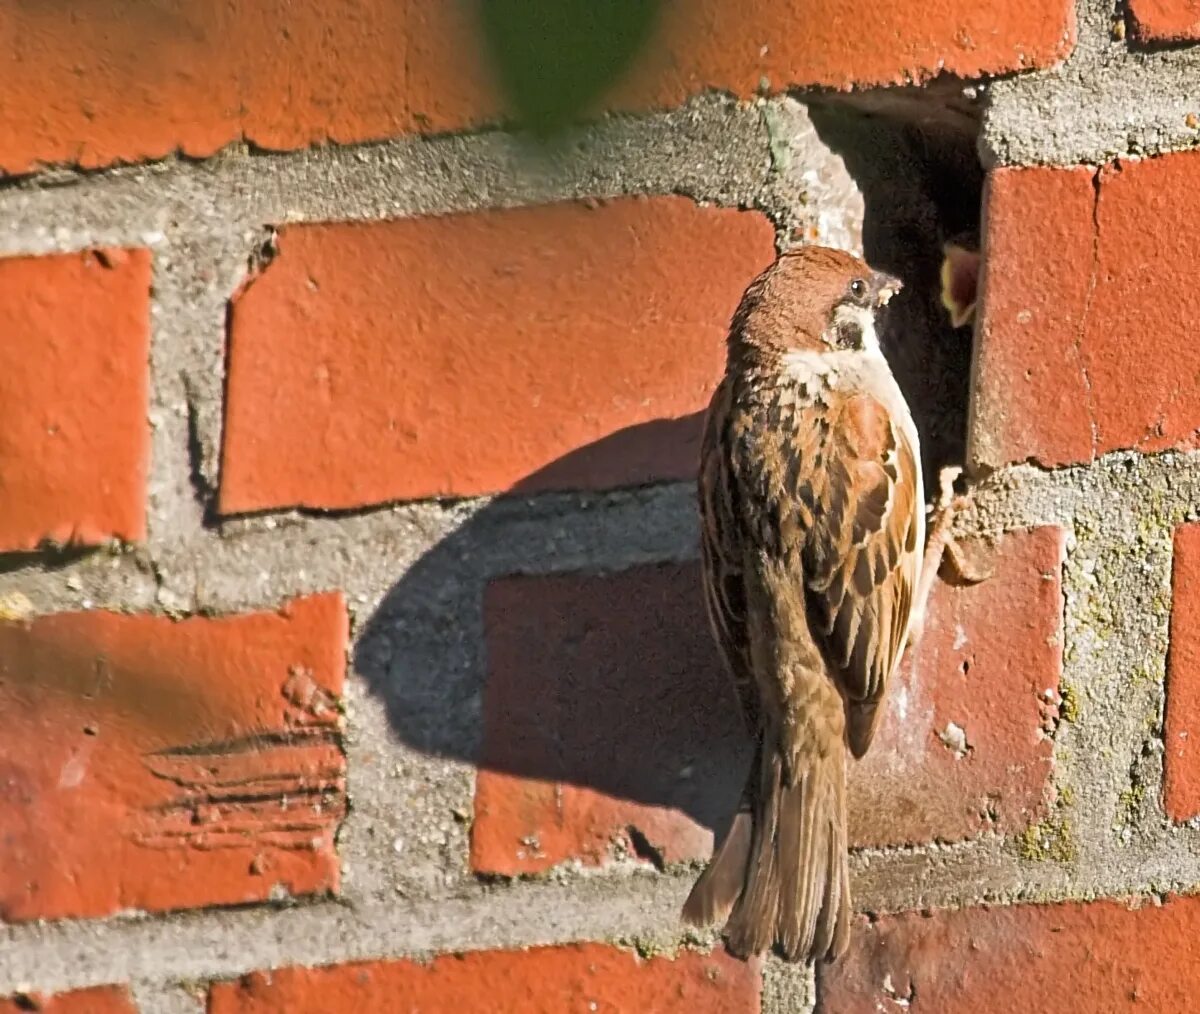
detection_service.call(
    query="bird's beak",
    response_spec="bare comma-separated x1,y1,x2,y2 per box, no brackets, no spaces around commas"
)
872,272,903,307
940,242,981,329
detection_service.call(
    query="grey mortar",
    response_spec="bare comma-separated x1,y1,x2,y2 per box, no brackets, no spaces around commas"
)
129,981,206,1014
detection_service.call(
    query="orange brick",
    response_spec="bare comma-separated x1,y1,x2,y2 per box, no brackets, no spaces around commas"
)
972,153,1200,469
472,530,1062,875
1,987,135,1014
0,2,411,173
612,0,1076,101
818,895,1200,1011
208,944,760,1013
413,0,1076,131
1165,524,1200,820
219,197,775,514
473,563,748,875
0,594,346,922
850,526,1063,846
0,249,150,551
1128,0,1200,41
0,2,1075,173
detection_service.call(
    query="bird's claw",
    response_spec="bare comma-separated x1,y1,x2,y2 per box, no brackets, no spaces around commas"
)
935,465,963,513
927,466,993,585
908,465,991,651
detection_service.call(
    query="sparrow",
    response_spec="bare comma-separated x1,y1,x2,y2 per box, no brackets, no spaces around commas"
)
939,233,981,330
682,246,934,963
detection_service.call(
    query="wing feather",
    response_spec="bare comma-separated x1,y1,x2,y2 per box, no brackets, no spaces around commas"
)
698,378,760,734
802,393,921,758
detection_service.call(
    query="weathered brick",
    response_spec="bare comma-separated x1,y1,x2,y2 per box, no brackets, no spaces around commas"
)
612,0,1075,100
220,197,774,514
472,529,1063,875
850,526,1063,846
0,1,412,173
1,987,136,1014
971,154,1200,470
208,944,760,1013
817,895,1200,1011
1128,0,1200,42
1165,523,1200,821
473,562,749,874
0,1,1074,173
0,249,150,551
0,594,346,922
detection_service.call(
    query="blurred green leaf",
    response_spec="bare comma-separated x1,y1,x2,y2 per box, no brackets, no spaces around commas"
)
478,0,663,134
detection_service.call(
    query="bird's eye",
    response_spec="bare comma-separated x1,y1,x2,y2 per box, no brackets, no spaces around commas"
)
849,278,867,300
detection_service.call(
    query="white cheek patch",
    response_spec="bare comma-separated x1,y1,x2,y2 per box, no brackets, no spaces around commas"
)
831,304,881,353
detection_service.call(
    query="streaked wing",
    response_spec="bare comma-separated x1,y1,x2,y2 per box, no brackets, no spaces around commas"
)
801,392,921,757
698,378,760,733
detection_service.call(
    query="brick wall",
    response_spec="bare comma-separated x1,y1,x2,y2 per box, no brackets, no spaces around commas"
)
2,2,1200,1011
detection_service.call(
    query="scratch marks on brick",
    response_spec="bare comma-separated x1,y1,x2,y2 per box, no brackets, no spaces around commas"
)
135,727,344,850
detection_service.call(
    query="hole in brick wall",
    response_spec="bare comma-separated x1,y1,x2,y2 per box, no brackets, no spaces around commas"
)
625,824,668,871
806,82,985,495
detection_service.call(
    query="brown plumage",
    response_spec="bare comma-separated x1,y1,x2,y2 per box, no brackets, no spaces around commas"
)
682,246,925,963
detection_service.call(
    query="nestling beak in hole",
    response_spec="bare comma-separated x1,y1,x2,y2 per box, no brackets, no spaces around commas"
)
940,242,981,329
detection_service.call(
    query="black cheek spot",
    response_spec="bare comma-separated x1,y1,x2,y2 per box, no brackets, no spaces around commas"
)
837,321,863,349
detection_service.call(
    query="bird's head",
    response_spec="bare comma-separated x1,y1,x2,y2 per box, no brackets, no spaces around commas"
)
730,246,902,358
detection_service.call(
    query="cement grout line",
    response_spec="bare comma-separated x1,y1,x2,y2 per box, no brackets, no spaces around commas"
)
982,0,1200,166
0,95,859,256
4,833,1200,997
129,980,206,1014
5,448,1200,620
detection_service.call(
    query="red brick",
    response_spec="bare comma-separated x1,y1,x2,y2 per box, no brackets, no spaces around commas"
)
1,986,136,1014
1165,524,1200,820
1128,0,1200,42
818,895,1200,1011
418,1,1076,129
850,526,1063,846
0,249,150,551
208,944,759,1014
219,198,774,514
472,529,1062,875
473,563,749,875
0,2,410,174
972,154,1200,469
0,2,1074,173
612,0,1075,100
0,594,346,922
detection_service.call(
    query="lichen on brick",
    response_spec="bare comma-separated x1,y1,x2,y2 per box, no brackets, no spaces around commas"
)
1018,815,1077,863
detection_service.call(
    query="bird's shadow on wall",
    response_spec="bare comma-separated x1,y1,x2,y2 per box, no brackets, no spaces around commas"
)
353,413,751,862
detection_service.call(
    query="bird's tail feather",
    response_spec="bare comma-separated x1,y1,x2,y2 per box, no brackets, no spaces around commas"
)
682,741,850,963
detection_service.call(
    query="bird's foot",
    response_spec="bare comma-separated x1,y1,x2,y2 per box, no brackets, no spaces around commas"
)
908,467,991,648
